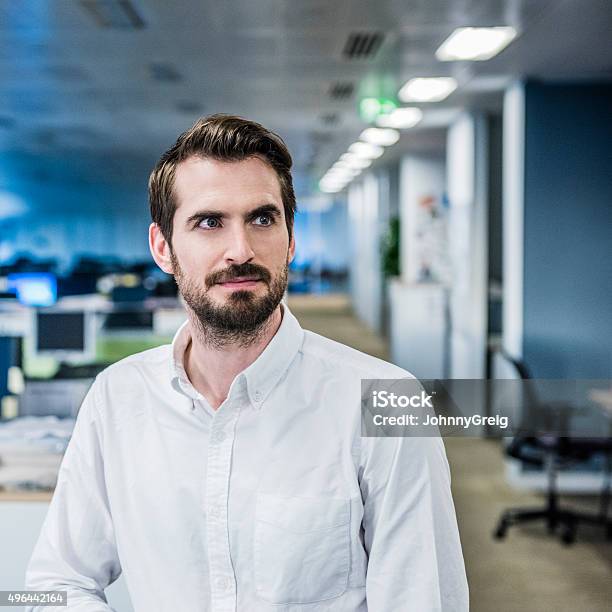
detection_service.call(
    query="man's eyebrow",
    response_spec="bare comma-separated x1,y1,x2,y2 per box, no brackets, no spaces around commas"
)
245,203,282,220
186,203,282,227
185,209,226,227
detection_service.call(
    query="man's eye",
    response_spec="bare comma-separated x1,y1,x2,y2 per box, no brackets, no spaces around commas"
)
254,214,273,226
199,217,220,229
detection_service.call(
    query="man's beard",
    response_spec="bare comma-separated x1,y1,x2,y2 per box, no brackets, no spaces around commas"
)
170,250,288,348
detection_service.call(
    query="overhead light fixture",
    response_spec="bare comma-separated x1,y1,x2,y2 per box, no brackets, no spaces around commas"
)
323,173,349,184
398,77,457,102
348,142,384,159
360,127,400,146
359,97,397,122
324,174,350,186
319,182,343,194
336,157,371,170
329,162,357,173
340,153,360,164
376,107,423,129
325,167,354,180
436,27,517,61
321,173,346,183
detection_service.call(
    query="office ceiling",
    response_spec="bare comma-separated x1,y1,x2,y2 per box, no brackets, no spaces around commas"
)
0,0,611,198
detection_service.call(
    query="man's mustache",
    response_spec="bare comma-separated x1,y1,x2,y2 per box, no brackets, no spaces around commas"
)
205,263,272,289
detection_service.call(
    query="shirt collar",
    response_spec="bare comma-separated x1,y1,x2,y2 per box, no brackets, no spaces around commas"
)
169,302,304,409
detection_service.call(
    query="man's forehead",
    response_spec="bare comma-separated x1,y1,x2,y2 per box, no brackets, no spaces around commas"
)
173,155,282,210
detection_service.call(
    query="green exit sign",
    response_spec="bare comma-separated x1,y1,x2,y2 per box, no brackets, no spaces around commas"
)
359,97,398,122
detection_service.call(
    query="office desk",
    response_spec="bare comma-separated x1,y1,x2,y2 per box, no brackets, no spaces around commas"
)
0,490,52,502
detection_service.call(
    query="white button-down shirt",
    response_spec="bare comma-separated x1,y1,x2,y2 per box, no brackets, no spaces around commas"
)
25,303,468,611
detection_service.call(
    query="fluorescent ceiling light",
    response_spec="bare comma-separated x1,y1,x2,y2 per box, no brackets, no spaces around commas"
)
319,182,342,193
322,174,348,185
360,128,400,146
398,77,457,102
320,175,346,187
327,165,355,177
340,153,360,164
376,107,423,129
348,141,384,159
338,157,371,170
323,170,351,182
436,27,517,61
331,160,354,171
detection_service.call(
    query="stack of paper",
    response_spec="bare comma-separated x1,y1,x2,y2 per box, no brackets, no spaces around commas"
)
0,416,75,491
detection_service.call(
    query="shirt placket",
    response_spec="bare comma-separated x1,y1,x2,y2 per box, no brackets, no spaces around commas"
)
206,399,241,612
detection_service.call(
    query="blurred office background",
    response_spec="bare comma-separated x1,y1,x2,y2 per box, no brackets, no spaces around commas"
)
0,1,611,610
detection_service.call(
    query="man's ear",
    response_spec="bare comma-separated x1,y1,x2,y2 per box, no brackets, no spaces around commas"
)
287,232,296,264
149,223,174,274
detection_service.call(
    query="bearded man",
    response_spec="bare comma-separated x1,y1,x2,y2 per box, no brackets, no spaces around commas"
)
25,115,468,612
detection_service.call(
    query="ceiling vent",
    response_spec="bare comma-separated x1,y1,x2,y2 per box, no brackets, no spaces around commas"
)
329,82,354,100
149,63,182,83
320,113,340,125
79,0,145,29
342,31,384,60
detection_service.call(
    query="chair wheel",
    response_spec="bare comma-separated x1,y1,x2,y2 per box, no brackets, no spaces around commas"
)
494,522,508,540
561,525,576,545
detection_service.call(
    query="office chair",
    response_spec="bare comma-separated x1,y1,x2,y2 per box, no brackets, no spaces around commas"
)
493,350,612,545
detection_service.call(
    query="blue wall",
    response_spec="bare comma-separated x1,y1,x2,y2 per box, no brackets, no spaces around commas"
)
0,151,152,270
523,82,612,377
292,201,348,271
1,148,348,274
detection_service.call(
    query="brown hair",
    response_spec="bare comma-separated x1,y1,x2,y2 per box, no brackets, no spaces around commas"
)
149,114,296,248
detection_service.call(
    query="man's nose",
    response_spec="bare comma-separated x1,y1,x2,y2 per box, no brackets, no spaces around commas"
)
224,225,256,264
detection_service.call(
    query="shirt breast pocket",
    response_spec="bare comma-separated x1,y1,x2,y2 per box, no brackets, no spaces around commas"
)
254,493,351,604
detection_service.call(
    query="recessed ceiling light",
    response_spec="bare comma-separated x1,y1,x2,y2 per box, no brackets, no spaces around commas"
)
323,172,349,184
337,154,369,176
326,166,354,178
376,107,423,129
340,153,360,164
337,157,371,170
319,182,343,193
436,27,517,61
360,127,400,146
320,174,346,186
348,142,384,159
398,77,457,102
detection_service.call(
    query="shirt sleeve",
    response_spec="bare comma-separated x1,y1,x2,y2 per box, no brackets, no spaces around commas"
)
24,378,122,611
360,433,469,611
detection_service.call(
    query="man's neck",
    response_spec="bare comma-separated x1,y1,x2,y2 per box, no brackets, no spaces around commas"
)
184,304,284,411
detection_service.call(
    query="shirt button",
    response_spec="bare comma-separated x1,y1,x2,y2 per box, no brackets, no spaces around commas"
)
212,430,226,444
208,505,221,519
254,390,262,401
215,576,232,590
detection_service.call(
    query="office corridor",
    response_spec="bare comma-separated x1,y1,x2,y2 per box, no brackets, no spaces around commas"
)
287,294,612,612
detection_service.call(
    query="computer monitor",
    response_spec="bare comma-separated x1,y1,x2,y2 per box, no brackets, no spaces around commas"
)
7,273,57,307
32,310,96,362
103,310,154,331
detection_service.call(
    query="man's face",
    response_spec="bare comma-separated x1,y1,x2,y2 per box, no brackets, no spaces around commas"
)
161,156,295,338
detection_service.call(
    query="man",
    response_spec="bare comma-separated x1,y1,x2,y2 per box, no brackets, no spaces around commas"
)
25,115,468,611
